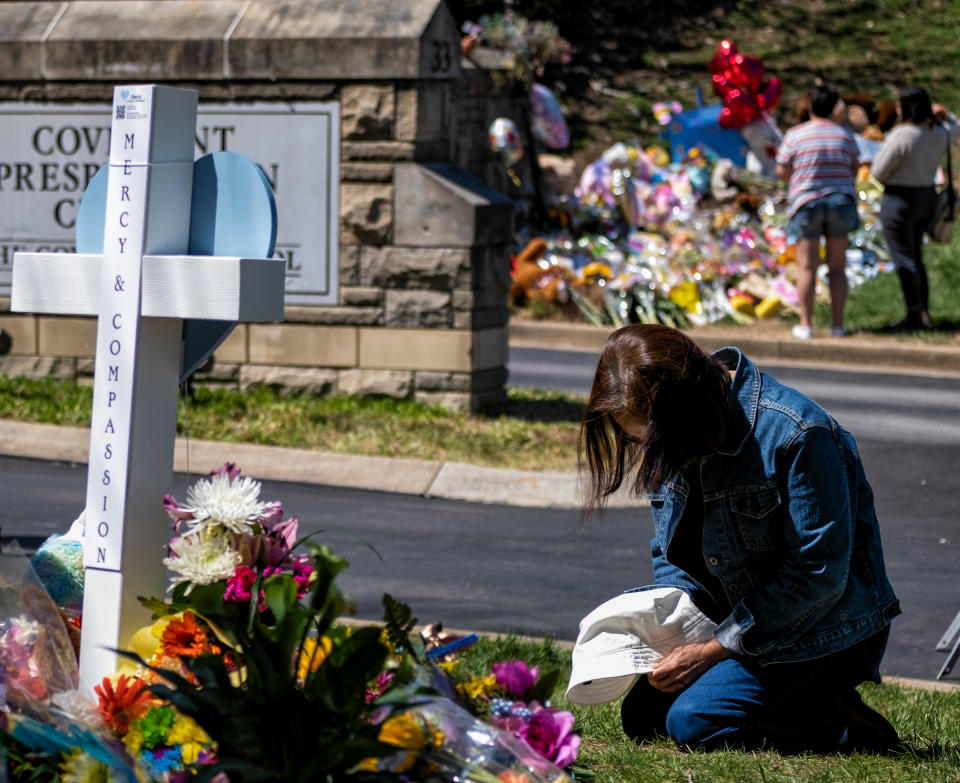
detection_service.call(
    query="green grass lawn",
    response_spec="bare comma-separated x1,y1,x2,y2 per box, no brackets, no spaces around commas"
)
818,240,960,339
460,636,960,783
0,378,586,472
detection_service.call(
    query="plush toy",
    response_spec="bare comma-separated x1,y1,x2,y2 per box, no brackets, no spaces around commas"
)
30,511,85,614
509,237,585,317
794,92,897,139
510,238,549,306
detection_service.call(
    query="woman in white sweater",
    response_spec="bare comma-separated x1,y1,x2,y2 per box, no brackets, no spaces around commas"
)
870,87,960,330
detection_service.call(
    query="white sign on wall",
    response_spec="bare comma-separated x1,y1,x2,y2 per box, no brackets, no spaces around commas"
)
0,101,340,305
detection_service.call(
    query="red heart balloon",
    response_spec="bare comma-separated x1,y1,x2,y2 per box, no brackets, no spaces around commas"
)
757,77,783,110
737,55,764,95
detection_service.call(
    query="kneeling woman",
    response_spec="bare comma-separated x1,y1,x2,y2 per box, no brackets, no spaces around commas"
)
579,324,900,753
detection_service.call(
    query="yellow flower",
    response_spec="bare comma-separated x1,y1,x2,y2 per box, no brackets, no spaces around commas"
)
378,712,427,750
296,635,333,680
436,660,458,675
379,712,444,750
167,714,212,764
123,724,145,754
60,750,124,783
457,673,497,699
376,712,445,773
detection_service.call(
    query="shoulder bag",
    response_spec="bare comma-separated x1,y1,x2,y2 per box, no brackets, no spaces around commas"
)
926,127,956,244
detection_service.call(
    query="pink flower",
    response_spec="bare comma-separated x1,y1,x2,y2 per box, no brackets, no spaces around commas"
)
365,670,395,703
224,565,258,603
492,715,528,733
291,558,313,597
492,660,539,699
517,708,580,768
259,501,284,528
261,516,299,566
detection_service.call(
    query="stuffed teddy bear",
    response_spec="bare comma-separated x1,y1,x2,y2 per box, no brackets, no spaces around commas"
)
793,92,897,139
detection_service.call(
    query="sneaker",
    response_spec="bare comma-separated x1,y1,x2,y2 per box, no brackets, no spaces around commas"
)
792,325,812,340
830,326,846,337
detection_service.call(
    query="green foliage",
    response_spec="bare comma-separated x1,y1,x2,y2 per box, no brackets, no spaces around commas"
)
0,732,62,783
606,95,654,143
381,594,418,655
132,542,416,782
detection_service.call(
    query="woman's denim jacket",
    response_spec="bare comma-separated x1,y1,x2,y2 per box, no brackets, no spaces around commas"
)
648,348,900,664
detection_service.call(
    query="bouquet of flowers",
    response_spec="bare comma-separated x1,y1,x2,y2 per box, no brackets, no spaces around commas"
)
1,464,586,783
438,657,580,772
0,550,139,782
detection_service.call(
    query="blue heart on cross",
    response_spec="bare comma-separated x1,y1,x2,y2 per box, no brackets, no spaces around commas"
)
120,90,129,100
75,152,278,382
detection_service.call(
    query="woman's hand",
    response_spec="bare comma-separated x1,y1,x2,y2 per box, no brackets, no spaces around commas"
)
933,103,948,121
648,638,731,693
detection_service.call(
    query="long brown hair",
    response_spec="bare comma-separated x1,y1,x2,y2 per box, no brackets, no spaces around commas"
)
578,325,731,520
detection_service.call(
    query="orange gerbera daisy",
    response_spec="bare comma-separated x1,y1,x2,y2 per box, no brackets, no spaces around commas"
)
159,612,220,659
95,674,154,734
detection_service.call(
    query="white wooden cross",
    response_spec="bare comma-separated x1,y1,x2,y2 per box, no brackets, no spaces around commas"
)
10,85,286,695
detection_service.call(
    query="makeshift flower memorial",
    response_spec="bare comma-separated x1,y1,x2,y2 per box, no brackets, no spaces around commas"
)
2,464,586,783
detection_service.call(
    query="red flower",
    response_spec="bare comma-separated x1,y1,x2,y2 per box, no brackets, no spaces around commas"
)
95,674,153,734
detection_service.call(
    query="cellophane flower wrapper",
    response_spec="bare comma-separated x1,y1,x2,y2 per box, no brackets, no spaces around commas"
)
0,550,143,782
385,697,572,783
0,549,80,718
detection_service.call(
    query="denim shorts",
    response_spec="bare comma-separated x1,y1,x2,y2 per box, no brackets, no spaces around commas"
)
787,193,860,243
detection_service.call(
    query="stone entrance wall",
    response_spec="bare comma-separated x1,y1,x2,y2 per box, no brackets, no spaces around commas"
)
0,0,524,410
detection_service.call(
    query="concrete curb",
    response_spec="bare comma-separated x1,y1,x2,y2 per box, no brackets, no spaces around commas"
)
0,419,647,510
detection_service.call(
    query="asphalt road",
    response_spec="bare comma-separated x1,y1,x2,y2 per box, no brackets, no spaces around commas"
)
1,354,958,683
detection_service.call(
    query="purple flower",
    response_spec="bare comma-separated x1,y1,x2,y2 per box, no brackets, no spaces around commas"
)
517,707,580,768
261,516,300,565
210,462,241,480
492,660,539,699
162,494,194,529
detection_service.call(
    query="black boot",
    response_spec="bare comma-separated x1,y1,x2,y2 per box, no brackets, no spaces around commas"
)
839,689,900,754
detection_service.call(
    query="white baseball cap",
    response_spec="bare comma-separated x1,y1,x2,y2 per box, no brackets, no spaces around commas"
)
566,587,718,705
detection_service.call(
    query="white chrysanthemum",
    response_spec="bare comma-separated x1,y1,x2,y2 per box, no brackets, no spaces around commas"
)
181,473,270,535
163,530,241,592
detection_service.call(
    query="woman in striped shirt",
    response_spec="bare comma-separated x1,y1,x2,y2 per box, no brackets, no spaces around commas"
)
775,84,861,340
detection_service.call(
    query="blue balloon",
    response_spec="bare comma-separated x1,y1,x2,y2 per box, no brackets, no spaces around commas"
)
74,151,279,382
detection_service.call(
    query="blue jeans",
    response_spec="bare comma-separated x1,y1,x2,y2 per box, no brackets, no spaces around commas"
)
787,192,860,244
620,628,889,753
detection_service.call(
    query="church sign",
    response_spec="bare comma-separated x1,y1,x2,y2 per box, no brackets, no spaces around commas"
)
0,101,340,305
